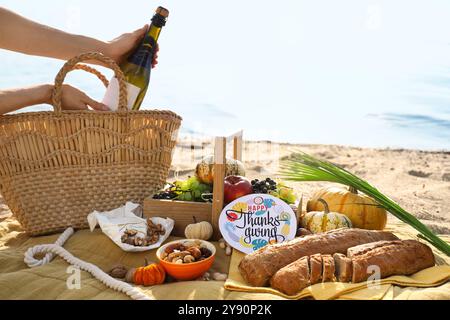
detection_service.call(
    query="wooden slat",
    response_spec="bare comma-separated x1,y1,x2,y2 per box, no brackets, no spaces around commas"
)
144,199,212,237
233,134,243,161
211,136,226,240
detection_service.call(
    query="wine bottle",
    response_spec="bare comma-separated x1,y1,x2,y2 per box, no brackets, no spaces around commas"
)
103,6,169,111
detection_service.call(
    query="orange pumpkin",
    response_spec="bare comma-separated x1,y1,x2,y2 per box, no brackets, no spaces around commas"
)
306,186,387,230
133,263,166,286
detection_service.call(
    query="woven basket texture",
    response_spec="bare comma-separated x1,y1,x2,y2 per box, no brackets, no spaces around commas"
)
0,52,182,235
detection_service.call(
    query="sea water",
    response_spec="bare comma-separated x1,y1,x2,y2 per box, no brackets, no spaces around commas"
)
0,0,449,150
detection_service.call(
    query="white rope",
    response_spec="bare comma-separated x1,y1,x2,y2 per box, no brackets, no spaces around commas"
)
24,227,151,300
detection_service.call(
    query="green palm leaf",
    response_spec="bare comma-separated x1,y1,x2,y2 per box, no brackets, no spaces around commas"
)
280,151,450,256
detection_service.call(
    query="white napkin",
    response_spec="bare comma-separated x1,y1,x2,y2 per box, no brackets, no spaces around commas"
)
87,202,174,252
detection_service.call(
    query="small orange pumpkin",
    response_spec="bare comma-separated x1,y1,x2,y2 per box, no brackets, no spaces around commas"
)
132,263,166,286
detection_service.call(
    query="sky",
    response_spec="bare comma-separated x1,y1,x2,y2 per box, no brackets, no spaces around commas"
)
1,0,450,149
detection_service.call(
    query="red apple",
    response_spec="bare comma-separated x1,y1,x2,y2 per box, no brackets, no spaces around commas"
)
224,176,253,204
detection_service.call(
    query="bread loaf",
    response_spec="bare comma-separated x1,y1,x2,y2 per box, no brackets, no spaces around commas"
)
270,256,310,296
269,240,435,296
321,255,336,282
239,228,398,287
333,253,353,283
350,240,435,283
309,254,323,284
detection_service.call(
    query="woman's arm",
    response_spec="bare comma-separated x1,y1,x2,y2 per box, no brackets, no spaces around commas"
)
0,85,53,115
0,84,109,115
0,7,157,67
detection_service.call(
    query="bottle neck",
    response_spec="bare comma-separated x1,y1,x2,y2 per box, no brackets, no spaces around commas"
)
149,12,166,41
148,24,162,43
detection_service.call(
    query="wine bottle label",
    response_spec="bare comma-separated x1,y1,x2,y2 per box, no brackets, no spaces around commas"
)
102,77,141,111
127,35,156,70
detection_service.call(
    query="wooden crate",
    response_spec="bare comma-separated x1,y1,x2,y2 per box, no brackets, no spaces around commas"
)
143,199,212,237
144,132,243,240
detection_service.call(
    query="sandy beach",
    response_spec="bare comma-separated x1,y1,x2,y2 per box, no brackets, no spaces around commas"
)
171,139,450,235
1,141,449,235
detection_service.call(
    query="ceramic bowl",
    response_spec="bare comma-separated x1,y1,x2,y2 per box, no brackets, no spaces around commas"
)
156,239,216,281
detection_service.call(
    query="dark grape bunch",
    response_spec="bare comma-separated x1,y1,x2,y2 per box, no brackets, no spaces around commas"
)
251,178,277,194
153,189,177,200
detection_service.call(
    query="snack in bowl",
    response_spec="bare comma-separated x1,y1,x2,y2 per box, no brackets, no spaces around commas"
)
157,239,216,281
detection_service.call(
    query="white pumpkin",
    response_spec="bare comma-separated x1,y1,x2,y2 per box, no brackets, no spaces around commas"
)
301,199,352,234
185,217,214,240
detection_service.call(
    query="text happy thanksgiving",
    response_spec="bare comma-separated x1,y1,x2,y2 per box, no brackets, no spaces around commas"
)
228,204,286,244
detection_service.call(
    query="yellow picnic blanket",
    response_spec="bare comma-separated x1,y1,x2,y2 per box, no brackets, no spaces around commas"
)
1,215,450,300
0,217,282,300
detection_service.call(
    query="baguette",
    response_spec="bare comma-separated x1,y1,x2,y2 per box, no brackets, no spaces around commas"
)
350,240,435,283
270,240,435,296
239,228,398,287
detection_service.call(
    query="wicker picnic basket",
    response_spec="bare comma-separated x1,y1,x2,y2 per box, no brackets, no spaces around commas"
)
0,52,182,236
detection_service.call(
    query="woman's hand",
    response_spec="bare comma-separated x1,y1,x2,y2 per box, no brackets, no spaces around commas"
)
0,84,108,115
56,84,110,111
106,25,159,68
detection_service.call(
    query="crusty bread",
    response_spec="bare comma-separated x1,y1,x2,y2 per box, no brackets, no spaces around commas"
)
270,256,310,296
309,254,323,285
239,228,399,287
333,253,353,283
351,240,435,283
321,255,336,282
347,240,402,258
268,240,435,295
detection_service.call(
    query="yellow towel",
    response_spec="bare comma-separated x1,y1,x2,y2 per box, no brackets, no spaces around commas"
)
224,250,450,300
1,216,449,300
225,222,450,301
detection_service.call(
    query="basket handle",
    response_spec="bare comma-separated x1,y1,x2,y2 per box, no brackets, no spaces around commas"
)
72,64,110,87
51,52,128,113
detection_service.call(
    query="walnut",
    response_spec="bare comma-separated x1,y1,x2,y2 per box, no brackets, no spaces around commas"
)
184,255,196,263
124,237,135,246
124,229,138,237
147,219,166,238
108,265,128,279
134,237,144,246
